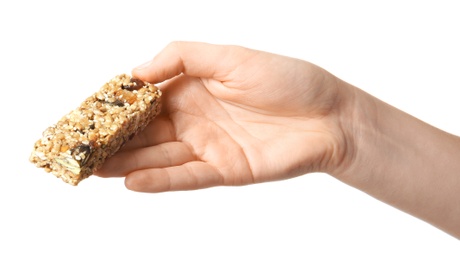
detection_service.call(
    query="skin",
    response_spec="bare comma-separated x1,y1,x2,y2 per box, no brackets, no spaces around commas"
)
95,41,460,238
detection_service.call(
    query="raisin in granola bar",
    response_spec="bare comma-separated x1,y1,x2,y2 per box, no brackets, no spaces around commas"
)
30,74,162,185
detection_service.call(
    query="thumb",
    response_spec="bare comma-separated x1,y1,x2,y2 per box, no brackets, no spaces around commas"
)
132,41,255,83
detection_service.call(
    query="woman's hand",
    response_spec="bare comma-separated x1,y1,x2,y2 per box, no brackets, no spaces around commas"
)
95,42,354,192
96,41,460,238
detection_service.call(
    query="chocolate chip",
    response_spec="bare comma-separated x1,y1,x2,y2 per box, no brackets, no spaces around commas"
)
71,144,92,166
104,99,124,107
122,78,144,91
111,99,125,107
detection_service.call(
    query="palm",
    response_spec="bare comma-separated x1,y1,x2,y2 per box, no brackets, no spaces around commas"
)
137,64,333,185
161,75,337,185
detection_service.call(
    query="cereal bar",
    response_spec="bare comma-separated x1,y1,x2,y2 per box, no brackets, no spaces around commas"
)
30,74,162,185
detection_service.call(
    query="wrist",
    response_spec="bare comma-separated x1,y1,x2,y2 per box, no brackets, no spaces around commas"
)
322,79,366,177
330,82,460,237
331,82,419,184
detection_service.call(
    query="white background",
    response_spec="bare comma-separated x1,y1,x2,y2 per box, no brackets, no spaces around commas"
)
1,0,459,259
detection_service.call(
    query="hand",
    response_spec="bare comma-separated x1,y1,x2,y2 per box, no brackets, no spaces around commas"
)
95,41,460,238
96,41,354,192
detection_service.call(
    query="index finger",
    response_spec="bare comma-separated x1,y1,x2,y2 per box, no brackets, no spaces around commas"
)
132,41,256,83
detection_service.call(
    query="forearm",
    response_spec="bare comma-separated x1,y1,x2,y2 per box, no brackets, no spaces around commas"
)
335,83,460,238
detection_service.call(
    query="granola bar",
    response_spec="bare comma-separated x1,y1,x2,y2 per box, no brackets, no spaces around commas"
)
30,74,162,185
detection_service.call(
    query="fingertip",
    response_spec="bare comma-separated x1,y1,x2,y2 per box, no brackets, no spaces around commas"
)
125,170,169,193
131,60,154,82
124,173,140,191
92,152,132,178
132,42,185,84
93,166,109,178
134,59,153,71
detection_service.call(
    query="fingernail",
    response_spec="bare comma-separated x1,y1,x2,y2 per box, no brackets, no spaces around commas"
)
135,60,152,70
